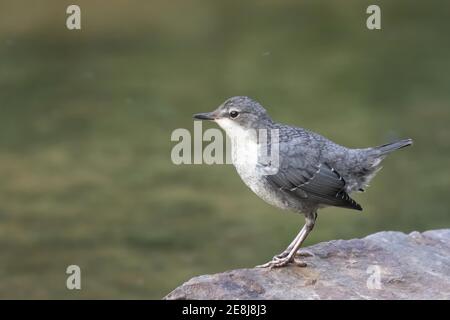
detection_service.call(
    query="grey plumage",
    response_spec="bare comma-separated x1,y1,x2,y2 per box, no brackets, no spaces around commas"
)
262,122,412,213
193,96,413,268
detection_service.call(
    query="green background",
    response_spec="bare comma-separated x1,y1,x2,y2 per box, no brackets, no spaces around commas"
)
0,0,449,298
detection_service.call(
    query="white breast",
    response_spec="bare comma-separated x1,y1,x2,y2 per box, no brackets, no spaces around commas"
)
215,118,258,178
215,119,289,209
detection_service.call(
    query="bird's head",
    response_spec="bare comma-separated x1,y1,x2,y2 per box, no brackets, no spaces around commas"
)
193,96,273,133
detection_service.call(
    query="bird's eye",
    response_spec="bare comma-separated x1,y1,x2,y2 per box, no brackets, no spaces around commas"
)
229,110,239,119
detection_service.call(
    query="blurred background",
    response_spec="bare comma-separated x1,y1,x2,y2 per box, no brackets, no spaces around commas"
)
0,0,449,299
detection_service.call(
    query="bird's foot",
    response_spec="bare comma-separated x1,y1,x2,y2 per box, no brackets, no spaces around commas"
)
273,249,314,260
273,251,290,260
256,256,307,269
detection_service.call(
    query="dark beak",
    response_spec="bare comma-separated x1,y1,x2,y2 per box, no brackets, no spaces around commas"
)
193,112,216,121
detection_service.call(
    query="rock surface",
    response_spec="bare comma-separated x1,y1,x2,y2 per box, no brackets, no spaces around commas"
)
165,229,450,300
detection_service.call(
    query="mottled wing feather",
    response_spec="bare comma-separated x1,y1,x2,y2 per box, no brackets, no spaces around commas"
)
262,129,363,211
299,164,362,210
264,150,362,211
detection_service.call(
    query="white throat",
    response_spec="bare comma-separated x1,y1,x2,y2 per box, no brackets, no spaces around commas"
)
215,118,258,169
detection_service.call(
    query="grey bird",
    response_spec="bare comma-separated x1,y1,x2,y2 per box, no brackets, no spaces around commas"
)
193,96,413,268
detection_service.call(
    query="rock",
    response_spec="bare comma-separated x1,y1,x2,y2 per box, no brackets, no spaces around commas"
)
165,229,450,300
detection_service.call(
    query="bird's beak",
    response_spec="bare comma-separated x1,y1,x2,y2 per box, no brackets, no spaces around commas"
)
193,112,217,121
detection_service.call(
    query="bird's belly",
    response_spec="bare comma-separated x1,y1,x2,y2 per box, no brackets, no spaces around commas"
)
229,134,291,210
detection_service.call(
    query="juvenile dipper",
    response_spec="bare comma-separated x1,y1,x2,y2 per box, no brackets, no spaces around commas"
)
194,96,412,268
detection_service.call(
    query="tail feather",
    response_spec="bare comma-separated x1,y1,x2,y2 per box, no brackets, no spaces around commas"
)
374,138,413,156
351,138,413,193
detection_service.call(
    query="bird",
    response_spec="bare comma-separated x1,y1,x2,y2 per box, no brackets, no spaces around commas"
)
193,96,413,268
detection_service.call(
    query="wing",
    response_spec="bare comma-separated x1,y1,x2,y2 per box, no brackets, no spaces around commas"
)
263,136,362,211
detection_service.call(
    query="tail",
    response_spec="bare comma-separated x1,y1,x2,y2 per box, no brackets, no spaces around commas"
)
374,138,413,156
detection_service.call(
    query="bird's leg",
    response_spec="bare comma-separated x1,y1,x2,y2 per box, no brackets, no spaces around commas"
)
256,227,305,268
273,230,315,260
272,227,306,260
271,212,317,260
257,213,316,268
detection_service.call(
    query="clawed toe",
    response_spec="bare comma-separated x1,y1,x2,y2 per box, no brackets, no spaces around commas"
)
256,257,290,268
274,250,313,261
256,256,307,269
273,251,289,260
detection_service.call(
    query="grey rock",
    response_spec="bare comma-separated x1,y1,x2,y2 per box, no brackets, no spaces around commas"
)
165,229,450,300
